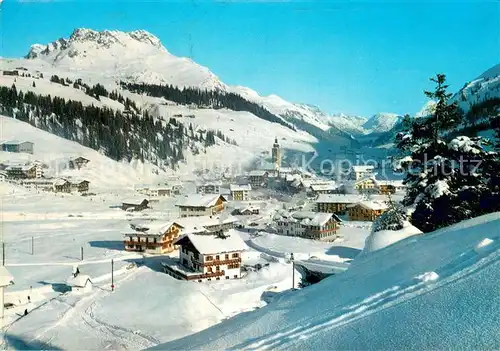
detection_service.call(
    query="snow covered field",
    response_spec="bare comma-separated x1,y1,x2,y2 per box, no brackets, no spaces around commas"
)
157,212,500,350
0,180,308,350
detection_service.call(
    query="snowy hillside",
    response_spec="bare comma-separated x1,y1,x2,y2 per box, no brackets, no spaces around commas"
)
19,27,357,143
0,116,159,189
157,212,500,350
452,63,500,113
0,28,360,174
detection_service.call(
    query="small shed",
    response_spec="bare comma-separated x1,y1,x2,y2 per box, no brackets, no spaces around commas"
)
67,274,92,294
121,198,149,211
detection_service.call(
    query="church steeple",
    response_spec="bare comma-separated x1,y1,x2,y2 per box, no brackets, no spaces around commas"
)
271,137,281,170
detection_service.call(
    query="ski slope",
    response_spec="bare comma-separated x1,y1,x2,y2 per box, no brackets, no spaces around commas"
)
156,212,500,350
0,116,160,190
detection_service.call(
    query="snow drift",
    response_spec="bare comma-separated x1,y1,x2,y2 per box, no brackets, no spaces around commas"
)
363,220,422,253
154,212,500,350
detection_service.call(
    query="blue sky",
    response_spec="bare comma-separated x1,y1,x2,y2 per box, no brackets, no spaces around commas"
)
1,0,499,116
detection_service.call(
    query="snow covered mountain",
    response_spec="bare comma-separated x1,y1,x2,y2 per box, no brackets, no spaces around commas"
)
25,28,225,90
23,29,373,141
362,112,402,134
154,212,500,350
452,63,500,113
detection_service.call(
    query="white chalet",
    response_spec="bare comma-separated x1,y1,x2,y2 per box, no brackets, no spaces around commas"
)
276,211,342,241
176,214,239,236
196,181,222,195
176,194,227,217
163,230,247,282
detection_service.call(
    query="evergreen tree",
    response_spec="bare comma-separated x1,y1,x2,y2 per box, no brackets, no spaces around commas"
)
396,74,499,233
32,81,36,88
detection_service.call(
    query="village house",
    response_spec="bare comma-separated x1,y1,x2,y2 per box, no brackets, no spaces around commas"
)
167,181,183,195
0,171,7,182
162,230,247,282
354,177,378,192
69,179,90,193
375,179,406,194
309,182,338,195
350,165,375,181
53,178,71,193
176,214,239,236
233,206,260,216
123,221,184,254
229,184,252,201
348,201,388,221
121,198,149,211
0,140,34,154
315,194,364,215
196,181,222,195
22,178,56,191
68,156,90,170
248,170,269,188
275,211,341,241
2,70,19,76
5,164,37,179
149,186,174,197
176,194,227,218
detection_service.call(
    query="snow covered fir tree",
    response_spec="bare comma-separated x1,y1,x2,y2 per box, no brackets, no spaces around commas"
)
396,74,500,233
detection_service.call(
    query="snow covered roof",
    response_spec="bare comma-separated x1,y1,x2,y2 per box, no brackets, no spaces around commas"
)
0,140,33,145
248,170,268,177
176,194,226,208
310,183,337,192
123,221,178,236
0,266,14,286
352,165,375,172
53,178,70,186
197,180,223,187
230,184,252,192
175,214,239,233
350,201,388,211
355,177,377,185
66,274,92,288
5,164,36,171
315,194,363,204
122,198,148,205
291,211,342,225
300,213,336,227
374,179,405,187
174,230,248,254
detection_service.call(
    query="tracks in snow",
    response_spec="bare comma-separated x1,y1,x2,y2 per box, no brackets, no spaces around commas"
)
235,236,500,350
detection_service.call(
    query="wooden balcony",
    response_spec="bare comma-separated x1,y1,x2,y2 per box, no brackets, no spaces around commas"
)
124,241,162,247
201,258,241,267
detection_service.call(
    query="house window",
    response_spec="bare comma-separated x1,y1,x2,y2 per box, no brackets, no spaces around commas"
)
234,275,238,279
129,236,133,242
206,256,212,261
216,266,220,271
226,276,229,279
232,253,239,258
215,255,220,260
225,254,229,259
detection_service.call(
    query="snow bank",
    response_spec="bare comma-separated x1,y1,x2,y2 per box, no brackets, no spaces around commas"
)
155,212,500,351
363,221,422,254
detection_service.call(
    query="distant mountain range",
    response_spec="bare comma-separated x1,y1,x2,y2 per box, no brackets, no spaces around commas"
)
22,28,404,138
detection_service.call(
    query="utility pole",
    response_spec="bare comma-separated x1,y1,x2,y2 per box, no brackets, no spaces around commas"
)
80,246,83,261
111,259,114,292
2,242,4,266
31,236,34,255
290,252,295,290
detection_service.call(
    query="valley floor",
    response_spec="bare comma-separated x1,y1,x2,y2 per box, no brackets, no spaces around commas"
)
0,183,368,350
